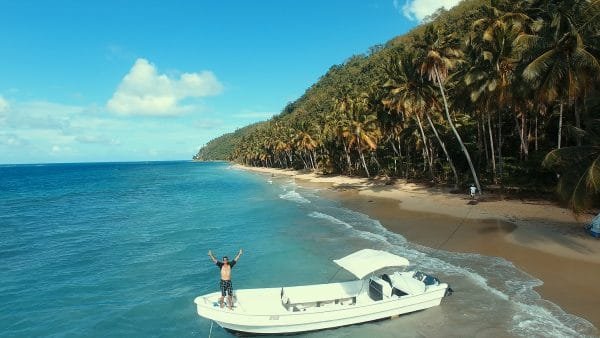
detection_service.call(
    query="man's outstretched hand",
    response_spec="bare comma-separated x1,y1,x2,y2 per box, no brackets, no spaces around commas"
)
238,249,243,255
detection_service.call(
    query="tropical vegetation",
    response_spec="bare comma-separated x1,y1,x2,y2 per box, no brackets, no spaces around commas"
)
195,0,600,210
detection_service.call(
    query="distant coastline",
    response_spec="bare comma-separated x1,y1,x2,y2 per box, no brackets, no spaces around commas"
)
234,164,600,329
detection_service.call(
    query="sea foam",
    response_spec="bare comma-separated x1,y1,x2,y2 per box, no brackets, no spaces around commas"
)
279,190,310,204
304,203,597,337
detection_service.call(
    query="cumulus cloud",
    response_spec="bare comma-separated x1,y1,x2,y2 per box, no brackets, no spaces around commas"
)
395,0,461,21
107,58,223,116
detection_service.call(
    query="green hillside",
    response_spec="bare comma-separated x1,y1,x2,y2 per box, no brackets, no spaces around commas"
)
194,0,600,209
193,123,263,161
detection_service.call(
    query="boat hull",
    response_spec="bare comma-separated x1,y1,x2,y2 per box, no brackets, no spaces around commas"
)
195,284,448,334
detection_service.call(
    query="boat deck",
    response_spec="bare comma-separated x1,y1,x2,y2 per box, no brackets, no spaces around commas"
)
198,280,369,315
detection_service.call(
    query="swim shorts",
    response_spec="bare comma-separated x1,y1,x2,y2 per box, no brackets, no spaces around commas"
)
220,279,233,296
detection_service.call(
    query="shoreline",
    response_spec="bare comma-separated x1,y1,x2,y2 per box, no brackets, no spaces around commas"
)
234,164,600,329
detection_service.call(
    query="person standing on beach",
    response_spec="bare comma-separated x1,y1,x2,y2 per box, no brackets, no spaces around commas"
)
208,249,243,309
469,184,477,199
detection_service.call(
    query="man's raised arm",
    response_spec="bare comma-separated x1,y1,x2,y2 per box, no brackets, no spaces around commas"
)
208,250,218,263
234,248,243,261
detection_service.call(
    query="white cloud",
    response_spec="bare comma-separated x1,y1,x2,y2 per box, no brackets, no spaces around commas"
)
107,58,223,116
75,134,121,145
0,95,8,112
395,0,461,21
2,100,85,131
0,132,27,147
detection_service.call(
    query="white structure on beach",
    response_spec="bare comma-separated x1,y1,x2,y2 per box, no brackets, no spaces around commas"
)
589,213,600,237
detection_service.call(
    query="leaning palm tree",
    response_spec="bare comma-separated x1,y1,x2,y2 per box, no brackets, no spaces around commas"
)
418,26,483,194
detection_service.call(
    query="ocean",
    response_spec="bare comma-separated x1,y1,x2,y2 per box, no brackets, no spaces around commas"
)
0,161,596,337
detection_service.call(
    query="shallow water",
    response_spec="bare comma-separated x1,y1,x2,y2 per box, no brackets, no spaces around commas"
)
0,161,596,337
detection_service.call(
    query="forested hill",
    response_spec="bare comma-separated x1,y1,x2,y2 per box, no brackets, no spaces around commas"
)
195,0,600,209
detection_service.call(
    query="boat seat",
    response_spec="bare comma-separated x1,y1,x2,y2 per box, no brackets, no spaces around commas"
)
382,274,407,296
281,280,363,305
389,272,425,295
369,276,393,300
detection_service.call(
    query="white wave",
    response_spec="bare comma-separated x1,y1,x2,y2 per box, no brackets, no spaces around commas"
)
512,300,593,337
308,212,352,229
308,204,597,336
308,211,391,244
279,190,310,204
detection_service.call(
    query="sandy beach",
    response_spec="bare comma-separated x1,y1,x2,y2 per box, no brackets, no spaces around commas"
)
234,164,600,329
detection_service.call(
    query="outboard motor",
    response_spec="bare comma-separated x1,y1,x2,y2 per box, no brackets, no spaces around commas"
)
445,287,454,296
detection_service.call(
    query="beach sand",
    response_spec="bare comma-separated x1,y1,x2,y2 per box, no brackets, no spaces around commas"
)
234,165,600,329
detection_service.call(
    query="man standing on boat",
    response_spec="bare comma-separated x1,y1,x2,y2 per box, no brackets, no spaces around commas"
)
208,249,242,309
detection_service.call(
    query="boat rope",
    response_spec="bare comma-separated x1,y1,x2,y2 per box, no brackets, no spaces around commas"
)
327,266,343,283
435,202,475,250
208,320,214,338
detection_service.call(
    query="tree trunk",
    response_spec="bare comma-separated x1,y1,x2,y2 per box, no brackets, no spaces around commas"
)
558,102,563,149
434,66,482,194
308,151,315,170
574,100,581,146
535,113,538,152
498,107,503,185
425,112,459,188
487,113,496,183
482,116,489,167
300,153,308,169
389,139,399,174
514,112,528,160
415,114,433,178
359,151,370,178
357,138,370,178
342,139,352,172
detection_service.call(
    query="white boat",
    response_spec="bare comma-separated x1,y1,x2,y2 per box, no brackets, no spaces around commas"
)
193,249,452,334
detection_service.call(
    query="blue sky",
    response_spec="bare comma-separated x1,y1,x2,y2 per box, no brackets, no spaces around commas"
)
0,0,459,164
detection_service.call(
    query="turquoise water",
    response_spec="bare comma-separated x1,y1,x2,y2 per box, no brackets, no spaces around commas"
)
0,161,596,337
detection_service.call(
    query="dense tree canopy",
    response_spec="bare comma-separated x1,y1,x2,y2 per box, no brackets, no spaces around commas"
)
195,0,600,209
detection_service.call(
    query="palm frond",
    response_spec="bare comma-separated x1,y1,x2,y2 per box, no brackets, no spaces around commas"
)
586,155,600,194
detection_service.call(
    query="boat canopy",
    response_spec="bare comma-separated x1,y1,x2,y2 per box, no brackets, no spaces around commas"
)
333,249,410,279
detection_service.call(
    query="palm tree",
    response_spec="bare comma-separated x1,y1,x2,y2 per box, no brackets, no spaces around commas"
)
327,96,355,173
339,95,380,177
543,99,600,213
419,26,483,194
465,7,531,179
384,52,459,186
294,124,319,170
520,0,600,148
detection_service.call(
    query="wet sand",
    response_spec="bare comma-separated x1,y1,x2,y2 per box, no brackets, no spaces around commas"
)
235,165,600,329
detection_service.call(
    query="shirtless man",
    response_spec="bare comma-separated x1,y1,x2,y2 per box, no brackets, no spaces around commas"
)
208,249,242,309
